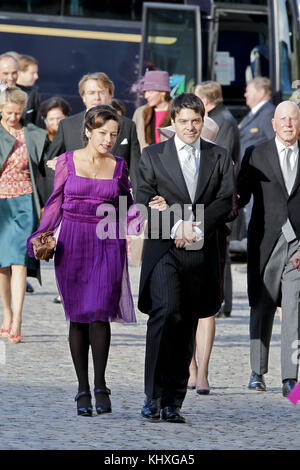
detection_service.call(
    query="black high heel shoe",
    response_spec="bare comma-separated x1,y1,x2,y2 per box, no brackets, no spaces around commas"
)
75,390,93,417
94,387,112,414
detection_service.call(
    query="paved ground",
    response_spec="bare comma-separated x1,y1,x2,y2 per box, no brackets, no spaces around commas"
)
0,259,299,451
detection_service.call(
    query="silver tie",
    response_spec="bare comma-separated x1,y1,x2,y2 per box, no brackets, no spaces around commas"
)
183,145,198,201
282,147,292,187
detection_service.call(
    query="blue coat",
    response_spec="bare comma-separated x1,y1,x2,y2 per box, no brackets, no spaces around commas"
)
238,100,275,159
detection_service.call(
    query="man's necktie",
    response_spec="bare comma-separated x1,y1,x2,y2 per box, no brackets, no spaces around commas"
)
282,147,292,187
183,144,198,201
281,147,296,242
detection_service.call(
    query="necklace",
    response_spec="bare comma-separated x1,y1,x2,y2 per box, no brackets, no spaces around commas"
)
90,160,100,178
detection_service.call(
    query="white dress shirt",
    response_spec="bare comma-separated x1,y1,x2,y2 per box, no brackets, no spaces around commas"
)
251,100,268,115
275,137,299,173
170,135,203,241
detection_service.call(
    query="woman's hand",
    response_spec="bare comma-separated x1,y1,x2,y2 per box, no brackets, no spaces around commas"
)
46,157,58,170
290,250,300,271
148,195,168,211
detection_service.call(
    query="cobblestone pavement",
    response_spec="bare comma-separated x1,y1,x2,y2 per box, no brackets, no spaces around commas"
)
0,260,299,451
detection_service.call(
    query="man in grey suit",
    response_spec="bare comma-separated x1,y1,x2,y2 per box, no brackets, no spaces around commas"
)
238,101,300,397
137,93,234,422
44,72,140,201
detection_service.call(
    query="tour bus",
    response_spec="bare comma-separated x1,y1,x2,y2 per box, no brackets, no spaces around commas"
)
0,0,299,118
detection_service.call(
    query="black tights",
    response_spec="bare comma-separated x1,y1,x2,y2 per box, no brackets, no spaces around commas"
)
69,321,111,394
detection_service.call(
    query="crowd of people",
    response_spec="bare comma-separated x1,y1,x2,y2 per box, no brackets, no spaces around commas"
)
0,49,300,422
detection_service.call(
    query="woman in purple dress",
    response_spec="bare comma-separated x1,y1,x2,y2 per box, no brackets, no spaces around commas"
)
27,106,139,417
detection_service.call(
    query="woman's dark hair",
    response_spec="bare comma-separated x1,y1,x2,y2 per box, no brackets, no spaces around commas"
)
40,96,71,119
171,93,205,121
83,105,120,145
111,98,126,116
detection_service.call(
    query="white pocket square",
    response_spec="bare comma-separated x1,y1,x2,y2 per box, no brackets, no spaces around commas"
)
120,138,128,145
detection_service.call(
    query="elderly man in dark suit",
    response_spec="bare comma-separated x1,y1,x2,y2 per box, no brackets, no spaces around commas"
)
44,72,140,200
238,101,300,397
136,93,234,423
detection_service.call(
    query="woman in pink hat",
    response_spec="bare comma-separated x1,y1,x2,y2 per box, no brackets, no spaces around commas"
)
132,70,172,150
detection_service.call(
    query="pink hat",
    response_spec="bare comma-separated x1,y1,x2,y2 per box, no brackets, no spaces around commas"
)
142,70,171,92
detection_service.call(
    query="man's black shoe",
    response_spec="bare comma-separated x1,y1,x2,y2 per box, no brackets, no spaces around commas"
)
141,397,161,421
161,406,185,423
248,371,266,391
282,379,297,397
26,281,34,293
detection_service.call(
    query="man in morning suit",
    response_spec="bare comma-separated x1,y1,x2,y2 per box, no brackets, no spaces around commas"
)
238,101,300,397
44,72,140,201
136,93,234,423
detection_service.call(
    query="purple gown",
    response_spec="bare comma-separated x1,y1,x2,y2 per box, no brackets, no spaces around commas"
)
27,151,137,324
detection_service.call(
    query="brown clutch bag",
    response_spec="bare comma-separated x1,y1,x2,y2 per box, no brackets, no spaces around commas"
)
31,231,56,262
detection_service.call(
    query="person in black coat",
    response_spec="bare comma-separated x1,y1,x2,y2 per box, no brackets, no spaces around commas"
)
237,101,300,397
136,93,234,423
44,72,140,201
16,54,43,127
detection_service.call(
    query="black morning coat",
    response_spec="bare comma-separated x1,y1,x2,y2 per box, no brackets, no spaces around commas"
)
136,136,234,317
237,138,300,307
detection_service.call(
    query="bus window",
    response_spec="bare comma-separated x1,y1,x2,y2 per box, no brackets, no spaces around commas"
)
139,3,201,97
63,0,184,21
276,0,300,101
0,0,61,15
210,7,269,115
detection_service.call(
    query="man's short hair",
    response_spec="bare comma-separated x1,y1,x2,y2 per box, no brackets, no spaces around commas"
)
249,76,272,97
171,93,205,121
0,53,18,67
195,81,223,105
17,54,38,72
78,72,114,97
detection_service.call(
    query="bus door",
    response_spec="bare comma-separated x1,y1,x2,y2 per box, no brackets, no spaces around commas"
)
138,2,202,104
208,2,269,120
268,0,300,103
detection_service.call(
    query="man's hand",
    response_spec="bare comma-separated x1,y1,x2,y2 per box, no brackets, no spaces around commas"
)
174,238,188,249
148,195,168,211
175,221,201,244
46,157,58,170
290,250,300,271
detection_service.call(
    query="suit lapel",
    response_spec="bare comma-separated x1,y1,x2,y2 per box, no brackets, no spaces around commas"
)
265,139,289,197
24,124,46,165
159,137,192,202
0,125,15,169
240,111,254,129
289,141,300,197
194,139,219,202
113,114,125,151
